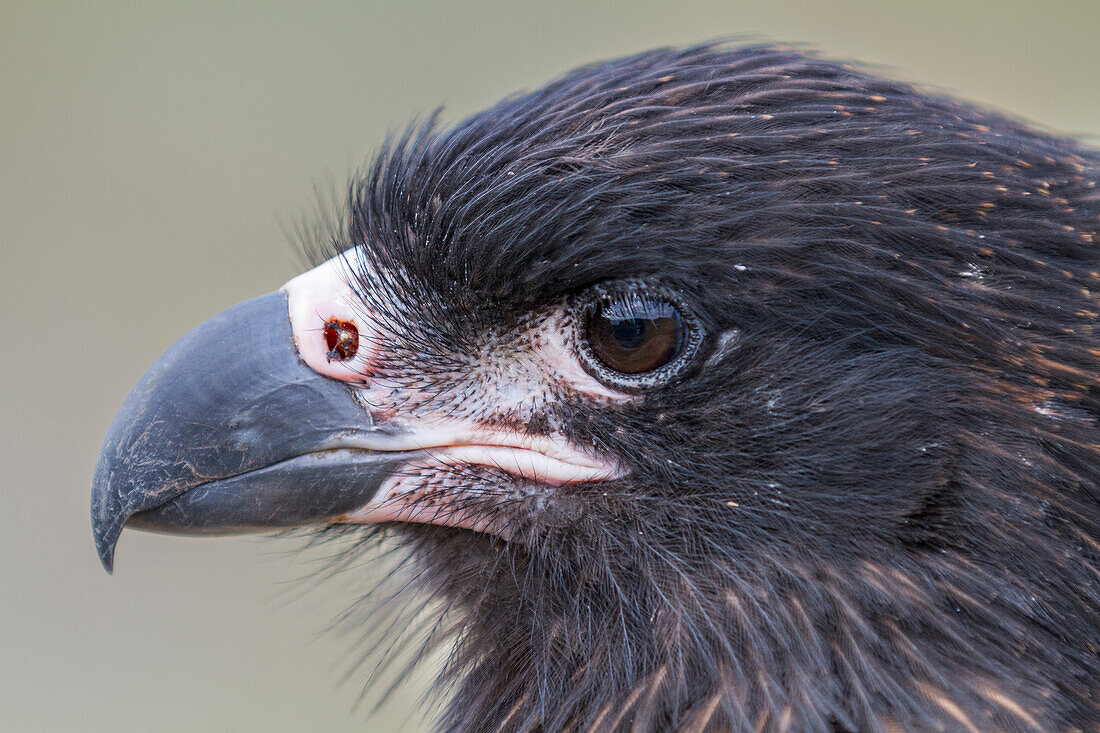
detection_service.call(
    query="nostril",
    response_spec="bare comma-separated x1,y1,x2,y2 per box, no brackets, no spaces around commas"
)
284,247,378,382
323,319,359,361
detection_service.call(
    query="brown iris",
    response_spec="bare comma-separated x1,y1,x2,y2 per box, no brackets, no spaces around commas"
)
586,295,682,374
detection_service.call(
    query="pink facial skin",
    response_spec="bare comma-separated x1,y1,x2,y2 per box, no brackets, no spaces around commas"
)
282,248,626,535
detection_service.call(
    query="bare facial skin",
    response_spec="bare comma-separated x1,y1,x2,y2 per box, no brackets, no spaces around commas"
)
283,247,625,535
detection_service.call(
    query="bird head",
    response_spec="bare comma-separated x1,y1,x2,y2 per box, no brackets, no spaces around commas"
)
92,44,1099,731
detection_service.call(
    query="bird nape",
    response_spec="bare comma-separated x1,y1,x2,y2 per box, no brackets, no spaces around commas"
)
91,43,1098,732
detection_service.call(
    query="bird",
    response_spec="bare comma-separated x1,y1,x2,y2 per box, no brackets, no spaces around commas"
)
91,43,1098,732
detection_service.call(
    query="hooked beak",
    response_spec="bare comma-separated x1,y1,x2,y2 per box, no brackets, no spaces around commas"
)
90,290,416,572
91,250,621,573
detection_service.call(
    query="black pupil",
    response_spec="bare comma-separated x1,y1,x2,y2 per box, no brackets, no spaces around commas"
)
612,319,647,350
587,297,682,375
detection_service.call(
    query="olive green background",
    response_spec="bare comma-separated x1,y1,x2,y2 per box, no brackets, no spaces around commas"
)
2,2,1096,731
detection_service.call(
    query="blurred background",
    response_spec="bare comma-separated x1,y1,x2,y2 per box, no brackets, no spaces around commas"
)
2,1,1096,731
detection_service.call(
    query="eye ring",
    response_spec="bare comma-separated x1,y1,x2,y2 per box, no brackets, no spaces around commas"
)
574,281,705,391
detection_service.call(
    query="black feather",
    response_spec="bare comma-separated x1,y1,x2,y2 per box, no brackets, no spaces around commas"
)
301,42,1098,732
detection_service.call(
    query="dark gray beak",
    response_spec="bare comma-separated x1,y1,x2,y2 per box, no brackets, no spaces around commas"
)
91,291,408,572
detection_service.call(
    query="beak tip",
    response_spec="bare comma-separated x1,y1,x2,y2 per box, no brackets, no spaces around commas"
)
91,483,123,574
93,518,120,574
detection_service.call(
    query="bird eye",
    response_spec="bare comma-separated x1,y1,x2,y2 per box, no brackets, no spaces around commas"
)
588,297,680,374
576,284,703,390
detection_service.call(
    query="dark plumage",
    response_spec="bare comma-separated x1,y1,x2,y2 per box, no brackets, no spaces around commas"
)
95,43,1098,731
